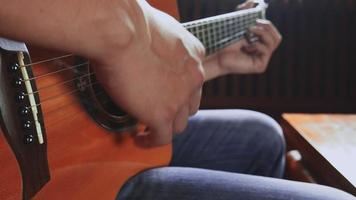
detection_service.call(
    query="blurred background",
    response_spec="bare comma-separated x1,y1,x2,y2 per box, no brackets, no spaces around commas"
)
177,0,356,117
148,0,356,194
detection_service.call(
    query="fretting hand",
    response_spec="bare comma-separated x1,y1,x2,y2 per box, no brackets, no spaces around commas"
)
204,0,282,80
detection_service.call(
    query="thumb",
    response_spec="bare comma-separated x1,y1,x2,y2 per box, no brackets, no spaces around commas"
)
236,0,255,10
134,121,173,148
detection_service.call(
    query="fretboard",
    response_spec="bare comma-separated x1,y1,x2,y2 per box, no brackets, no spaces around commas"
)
183,5,266,55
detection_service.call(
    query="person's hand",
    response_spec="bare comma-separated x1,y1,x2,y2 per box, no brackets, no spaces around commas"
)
93,0,205,147
203,0,282,80
215,19,281,74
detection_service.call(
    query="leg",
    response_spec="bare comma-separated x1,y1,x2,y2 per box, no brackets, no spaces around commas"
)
171,109,285,178
116,109,355,199
116,167,355,200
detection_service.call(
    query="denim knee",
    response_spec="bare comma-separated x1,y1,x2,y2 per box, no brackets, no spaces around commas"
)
238,110,286,177
241,110,285,155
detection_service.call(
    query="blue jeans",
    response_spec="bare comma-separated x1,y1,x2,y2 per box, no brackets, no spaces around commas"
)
117,110,355,200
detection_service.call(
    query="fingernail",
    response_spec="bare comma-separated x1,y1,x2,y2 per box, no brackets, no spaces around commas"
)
256,19,268,24
249,26,257,31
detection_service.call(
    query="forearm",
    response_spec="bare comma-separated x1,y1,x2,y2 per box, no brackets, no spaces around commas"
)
0,0,143,61
203,54,228,81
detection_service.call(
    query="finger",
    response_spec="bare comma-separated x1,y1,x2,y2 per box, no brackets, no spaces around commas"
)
223,38,249,52
253,42,270,57
249,25,276,50
255,19,282,47
237,0,255,10
189,89,202,115
241,39,258,53
251,42,271,72
173,105,190,133
135,120,173,148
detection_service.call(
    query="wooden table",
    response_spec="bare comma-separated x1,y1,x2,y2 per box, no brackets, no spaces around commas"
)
282,113,356,196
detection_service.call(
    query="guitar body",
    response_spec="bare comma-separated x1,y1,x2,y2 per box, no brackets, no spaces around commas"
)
0,1,178,199
0,0,265,198
0,48,172,200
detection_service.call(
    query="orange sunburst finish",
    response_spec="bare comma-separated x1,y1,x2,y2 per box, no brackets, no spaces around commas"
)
148,0,180,19
0,1,178,199
0,47,172,200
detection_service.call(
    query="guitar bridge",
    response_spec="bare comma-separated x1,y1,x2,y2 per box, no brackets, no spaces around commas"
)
0,38,50,200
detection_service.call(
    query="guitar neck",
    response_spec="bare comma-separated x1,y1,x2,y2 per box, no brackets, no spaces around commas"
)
182,5,266,55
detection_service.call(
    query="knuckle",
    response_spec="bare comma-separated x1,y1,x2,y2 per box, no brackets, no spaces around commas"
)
256,64,267,73
176,37,188,53
186,57,205,87
194,67,205,87
278,34,283,43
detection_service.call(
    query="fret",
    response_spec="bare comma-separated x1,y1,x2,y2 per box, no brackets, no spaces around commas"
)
211,21,217,54
183,2,267,55
206,23,212,51
197,25,202,46
203,24,209,46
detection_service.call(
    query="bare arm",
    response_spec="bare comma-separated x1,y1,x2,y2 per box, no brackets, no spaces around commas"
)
0,0,206,147
0,0,138,61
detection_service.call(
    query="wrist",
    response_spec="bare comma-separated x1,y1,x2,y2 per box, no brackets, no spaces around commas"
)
203,54,229,81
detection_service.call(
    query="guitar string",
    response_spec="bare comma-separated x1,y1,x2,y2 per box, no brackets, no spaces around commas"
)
186,12,255,41
208,17,258,53
182,7,260,29
21,18,251,96
33,89,134,132
21,11,261,103
22,29,253,99
203,13,259,52
190,12,259,53
180,6,261,42
190,21,248,53
23,25,251,108
211,16,258,50
25,80,100,110
17,7,262,77
26,14,258,125
25,71,95,96
32,89,108,122
21,61,89,82
28,8,266,126
18,10,260,83
19,54,75,68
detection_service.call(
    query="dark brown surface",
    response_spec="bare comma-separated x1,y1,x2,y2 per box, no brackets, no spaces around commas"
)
284,150,316,183
0,50,50,200
179,0,356,114
282,113,356,196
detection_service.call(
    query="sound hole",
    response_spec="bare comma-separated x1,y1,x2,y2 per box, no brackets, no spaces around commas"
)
91,76,126,117
74,60,137,132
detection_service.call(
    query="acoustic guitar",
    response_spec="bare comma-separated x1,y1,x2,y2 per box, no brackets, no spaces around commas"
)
0,1,267,199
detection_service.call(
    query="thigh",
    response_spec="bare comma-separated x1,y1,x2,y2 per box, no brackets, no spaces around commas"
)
116,167,355,200
171,109,285,178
